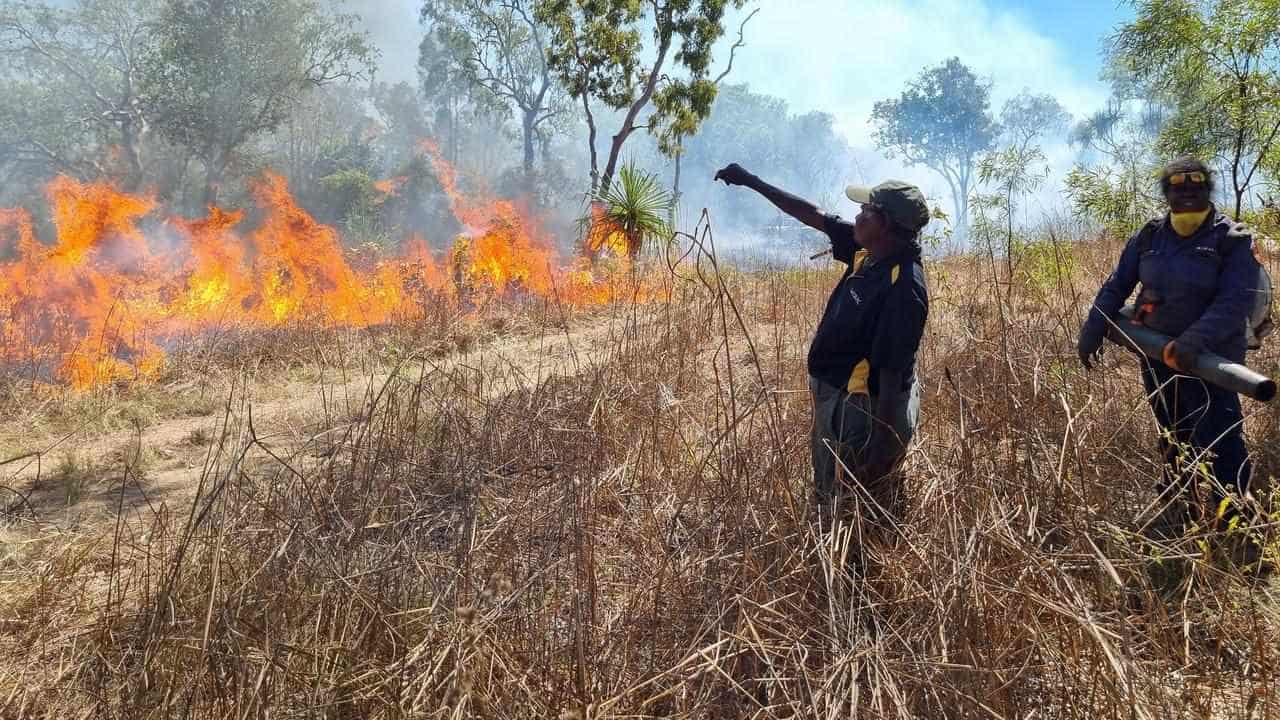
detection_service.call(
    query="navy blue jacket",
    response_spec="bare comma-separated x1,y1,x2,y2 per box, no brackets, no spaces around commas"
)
808,214,929,394
1082,209,1259,363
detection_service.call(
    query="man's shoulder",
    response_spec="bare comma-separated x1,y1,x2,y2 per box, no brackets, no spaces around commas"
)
1132,216,1164,246
1194,213,1255,256
885,257,928,302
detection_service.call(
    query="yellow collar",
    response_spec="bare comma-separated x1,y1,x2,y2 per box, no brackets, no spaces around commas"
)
1170,208,1212,237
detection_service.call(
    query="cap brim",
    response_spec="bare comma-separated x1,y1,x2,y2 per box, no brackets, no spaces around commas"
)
845,185,873,204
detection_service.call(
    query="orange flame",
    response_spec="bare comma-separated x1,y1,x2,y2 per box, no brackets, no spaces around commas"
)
374,176,408,198
418,140,559,295
584,202,632,258
0,153,648,390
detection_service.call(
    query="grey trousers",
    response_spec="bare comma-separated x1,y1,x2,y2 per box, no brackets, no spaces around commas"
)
809,376,919,525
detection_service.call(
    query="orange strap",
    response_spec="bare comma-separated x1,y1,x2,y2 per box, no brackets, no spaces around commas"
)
1133,302,1157,325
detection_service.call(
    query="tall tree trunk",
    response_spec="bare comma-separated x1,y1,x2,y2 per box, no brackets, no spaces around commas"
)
1005,186,1015,302
1232,76,1247,220
600,131,628,196
522,107,536,197
203,149,228,208
671,152,682,227
118,67,144,193
599,30,672,195
582,94,600,194
939,171,962,244
450,96,460,165
120,117,144,193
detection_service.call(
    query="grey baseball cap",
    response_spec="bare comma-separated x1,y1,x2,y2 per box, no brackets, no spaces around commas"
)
845,180,931,232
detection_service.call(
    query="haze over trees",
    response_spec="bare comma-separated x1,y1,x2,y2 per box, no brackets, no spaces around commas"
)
419,0,565,197
1064,97,1167,239
975,90,1070,264
4,0,1279,251
0,0,378,210
673,83,853,232
145,0,376,207
0,0,160,192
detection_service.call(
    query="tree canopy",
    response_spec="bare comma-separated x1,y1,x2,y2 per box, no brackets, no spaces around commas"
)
420,0,564,195
871,57,998,238
534,0,749,194
1065,97,1168,238
1110,0,1280,218
0,0,159,193
144,0,375,206
675,83,852,231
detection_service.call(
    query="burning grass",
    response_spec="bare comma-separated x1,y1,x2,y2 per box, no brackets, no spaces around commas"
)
0,147,647,393
0,219,1278,717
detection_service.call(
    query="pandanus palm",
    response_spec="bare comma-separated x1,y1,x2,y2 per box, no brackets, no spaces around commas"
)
584,162,674,259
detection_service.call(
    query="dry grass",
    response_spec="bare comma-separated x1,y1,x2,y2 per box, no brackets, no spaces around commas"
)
0,218,1277,718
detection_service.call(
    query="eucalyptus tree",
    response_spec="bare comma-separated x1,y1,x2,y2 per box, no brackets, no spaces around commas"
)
0,0,160,191
871,57,998,239
144,0,375,207
976,90,1070,259
534,0,749,194
1065,97,1167,237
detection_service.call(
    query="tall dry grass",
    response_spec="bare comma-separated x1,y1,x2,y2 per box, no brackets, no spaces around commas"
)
0,217,1277,718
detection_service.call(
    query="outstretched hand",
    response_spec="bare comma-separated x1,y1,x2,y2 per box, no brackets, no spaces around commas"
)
714,163,754,187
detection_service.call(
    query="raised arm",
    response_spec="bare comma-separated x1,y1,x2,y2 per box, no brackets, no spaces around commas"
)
715,163,826,231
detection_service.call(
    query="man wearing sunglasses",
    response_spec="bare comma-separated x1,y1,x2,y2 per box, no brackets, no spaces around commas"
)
1077,157,1261,532
714,163,930,531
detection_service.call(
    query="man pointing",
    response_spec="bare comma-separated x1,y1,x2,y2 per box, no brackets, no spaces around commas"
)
716,163,930,529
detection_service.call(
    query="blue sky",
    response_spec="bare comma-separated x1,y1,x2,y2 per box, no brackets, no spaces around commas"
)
994,0,1131,81
702,0,1136,210
367,0,1130,95
712,0,1132,134
365,0,1133,124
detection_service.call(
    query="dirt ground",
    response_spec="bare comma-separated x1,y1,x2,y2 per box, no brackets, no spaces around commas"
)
0,315,632,534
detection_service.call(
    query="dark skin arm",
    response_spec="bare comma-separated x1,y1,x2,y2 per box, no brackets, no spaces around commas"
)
715,163,826,231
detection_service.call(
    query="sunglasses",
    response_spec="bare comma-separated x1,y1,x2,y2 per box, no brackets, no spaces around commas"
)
1167,171,1207,186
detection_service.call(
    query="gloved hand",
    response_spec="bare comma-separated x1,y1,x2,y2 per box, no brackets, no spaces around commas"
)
713,163,755,187
1078,327,1104,370
1162,339,1199,373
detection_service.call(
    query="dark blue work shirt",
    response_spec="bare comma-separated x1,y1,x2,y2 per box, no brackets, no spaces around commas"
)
807,215,929,395
1082,209,1259,363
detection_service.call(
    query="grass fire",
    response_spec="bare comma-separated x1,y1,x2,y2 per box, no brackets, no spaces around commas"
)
1,0,1279,718
0,147,638,389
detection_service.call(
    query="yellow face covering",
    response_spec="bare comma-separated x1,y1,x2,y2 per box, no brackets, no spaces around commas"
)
1170,208,1211,237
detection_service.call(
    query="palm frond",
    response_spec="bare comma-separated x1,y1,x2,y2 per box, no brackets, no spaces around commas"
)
585,162,675,258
